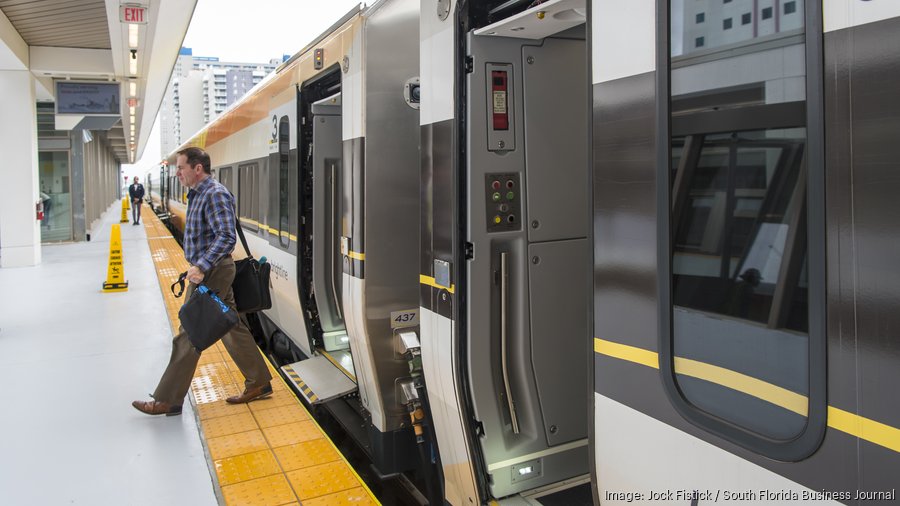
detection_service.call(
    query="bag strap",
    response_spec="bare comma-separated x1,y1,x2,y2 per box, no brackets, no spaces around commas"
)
230,191,253,260
235,217,253,259
171,271,187,298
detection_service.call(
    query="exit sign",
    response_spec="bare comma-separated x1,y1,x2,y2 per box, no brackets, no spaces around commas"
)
120,4,147,24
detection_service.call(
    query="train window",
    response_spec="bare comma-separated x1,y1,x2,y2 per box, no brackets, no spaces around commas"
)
278,116,290,247
661,0,825,460
219,166,234,193
238,163,259,231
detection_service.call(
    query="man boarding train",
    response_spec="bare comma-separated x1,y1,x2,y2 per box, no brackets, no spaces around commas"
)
133,147,272,416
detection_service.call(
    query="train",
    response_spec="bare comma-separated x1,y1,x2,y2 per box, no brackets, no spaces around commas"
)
146,0,900,504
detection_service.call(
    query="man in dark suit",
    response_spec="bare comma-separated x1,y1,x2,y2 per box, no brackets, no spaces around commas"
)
128,176,145,225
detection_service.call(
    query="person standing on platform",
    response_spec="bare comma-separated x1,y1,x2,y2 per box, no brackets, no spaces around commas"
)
133,147,272,416
128,176,145,225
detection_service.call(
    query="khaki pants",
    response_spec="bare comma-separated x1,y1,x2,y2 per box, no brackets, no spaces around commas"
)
152,256,272,406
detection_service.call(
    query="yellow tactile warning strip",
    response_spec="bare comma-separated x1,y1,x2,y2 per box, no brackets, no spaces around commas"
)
142,207,380,506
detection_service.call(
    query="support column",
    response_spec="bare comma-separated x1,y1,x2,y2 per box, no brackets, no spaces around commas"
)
71,128,86,241
0,70,40,267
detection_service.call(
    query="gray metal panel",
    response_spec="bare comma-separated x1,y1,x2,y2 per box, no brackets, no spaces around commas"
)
351,0,421,432
824,16,900,493
340,138,364,277
283,356,357,404
522,42,589,243
466,31,590,498
312,112,345,333
527,239,590,446
489,444,589,499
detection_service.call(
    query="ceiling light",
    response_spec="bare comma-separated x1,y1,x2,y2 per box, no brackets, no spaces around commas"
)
129,54,138,75
129,81,136,96
129,24,139,48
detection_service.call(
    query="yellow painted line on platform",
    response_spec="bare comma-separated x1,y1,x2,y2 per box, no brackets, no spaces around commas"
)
142,207,381,505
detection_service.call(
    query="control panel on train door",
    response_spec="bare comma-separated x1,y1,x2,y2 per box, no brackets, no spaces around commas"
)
485,173,521,232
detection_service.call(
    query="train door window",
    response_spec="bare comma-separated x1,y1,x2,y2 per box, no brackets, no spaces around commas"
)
238,163,259,231
662,0,825,460
278,116,291,248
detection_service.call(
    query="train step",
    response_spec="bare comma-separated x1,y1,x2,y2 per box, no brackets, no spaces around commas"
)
282,354,358,404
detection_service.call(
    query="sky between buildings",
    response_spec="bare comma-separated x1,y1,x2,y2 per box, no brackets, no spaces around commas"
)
123,0,362,179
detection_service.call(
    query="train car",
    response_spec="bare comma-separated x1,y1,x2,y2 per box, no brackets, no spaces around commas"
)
146,163,187,236
150,0,900,504
419,0,899,505
589,0,900,503
167,0,433,491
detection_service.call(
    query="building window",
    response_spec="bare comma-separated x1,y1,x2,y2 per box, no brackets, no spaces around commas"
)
695,36,705,48
723,18,733,29
742,12,752,24
784,1,796,14
696,12,705,23
762,7,773,20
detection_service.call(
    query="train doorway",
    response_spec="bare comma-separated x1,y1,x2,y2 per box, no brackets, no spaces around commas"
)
429,1,593,501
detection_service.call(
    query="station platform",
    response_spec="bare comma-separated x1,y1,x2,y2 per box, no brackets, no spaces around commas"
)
0,201,378,506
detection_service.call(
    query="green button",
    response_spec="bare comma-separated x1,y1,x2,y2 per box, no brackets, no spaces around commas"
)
492,192,501,202
506,191,515,200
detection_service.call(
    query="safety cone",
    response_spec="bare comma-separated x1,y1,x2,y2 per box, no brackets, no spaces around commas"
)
120,197,129,223
102,224,129,292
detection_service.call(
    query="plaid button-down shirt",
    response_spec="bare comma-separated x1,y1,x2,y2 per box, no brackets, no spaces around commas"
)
184,176,236,273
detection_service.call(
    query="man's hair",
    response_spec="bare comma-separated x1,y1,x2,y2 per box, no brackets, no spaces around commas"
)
177,146,211,174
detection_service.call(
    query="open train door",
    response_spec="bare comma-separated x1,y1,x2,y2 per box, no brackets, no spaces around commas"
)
419,0,592,503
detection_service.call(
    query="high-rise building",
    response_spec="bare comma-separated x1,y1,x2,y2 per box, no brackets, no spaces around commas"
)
159,48,284,157
673,0,804,57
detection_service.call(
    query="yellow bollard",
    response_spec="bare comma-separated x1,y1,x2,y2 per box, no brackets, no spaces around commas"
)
102,224,129,292
125,195,131,210
120,197,129,223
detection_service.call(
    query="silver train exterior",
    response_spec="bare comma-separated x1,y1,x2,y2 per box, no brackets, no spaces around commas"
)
419,0,900,505
148,0,900,504
158,0,427,477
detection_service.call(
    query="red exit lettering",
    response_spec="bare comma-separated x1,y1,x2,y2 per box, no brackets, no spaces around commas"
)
121,5,147,24
125,8,143,23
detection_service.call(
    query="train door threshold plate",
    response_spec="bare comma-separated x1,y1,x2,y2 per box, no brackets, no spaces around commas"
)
282,355,357,404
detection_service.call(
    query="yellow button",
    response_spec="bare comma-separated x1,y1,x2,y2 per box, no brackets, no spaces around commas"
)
494,216,502,224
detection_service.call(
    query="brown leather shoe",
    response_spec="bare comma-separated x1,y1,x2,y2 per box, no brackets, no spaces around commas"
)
132,400,182,416
226,384,273,404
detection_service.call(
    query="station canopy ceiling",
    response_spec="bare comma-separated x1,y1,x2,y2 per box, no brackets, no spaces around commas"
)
0,0,197,163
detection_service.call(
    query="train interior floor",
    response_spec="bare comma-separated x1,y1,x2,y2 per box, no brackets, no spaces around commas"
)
0,201,378,506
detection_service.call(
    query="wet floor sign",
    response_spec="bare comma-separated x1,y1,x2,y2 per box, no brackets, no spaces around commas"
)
120,198,129,223
102,224,128,292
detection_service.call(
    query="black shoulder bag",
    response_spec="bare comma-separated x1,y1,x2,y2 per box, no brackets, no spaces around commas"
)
171,273,238,353
232,222,272,313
